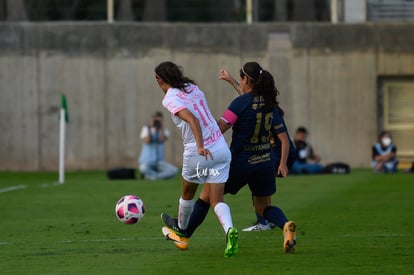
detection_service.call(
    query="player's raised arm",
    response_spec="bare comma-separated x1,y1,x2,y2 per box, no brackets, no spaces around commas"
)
219,69,244,95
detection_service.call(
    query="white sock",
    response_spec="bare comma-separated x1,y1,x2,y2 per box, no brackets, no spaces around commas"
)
214,202,233,233
178,197,194,230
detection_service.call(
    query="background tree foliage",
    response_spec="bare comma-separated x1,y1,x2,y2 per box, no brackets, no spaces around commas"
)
0,0,247,22
0,0,330,22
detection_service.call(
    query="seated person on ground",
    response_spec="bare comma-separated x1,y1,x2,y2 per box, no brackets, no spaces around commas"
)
291,126,323,175
138,111,178,180
372,131,398,173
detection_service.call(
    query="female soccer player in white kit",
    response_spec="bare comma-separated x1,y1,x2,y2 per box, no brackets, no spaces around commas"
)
154,61,238,258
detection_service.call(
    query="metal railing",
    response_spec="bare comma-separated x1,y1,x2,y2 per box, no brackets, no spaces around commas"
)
368,0,414,21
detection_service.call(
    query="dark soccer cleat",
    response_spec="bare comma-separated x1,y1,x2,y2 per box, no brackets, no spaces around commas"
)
160,213,186,236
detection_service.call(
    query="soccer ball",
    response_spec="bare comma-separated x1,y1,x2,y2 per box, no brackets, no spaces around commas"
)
115,195,145,224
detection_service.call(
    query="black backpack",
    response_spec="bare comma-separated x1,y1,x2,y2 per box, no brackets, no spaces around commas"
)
107,168,136,180
322,162,350,174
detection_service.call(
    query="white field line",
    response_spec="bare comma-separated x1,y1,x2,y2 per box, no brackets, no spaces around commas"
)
343,233,412,237
0,182,62,193
0,237,164,246
0,184,26,193
0,236,229,246
39,182,64,188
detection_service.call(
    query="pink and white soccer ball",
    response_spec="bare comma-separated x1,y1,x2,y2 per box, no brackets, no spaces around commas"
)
115,195,145,224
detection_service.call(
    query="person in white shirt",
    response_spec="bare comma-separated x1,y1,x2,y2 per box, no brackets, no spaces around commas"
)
155,61,238,258
138,111,178,180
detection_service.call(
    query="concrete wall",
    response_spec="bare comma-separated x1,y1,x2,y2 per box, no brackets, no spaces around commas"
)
1,22,414,171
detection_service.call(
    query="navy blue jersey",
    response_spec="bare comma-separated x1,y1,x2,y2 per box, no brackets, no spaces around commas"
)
221,93,286,164
271,115,297,169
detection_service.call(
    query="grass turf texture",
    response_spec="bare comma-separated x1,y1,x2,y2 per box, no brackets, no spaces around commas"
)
0,170,413,274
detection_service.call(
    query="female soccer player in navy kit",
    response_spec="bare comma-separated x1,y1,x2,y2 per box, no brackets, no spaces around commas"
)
155,61,238,258
219,62,296,253
162,62,296,253
221,68,297,232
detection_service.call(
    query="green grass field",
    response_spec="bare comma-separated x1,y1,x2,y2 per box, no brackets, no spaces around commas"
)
0,170,413,274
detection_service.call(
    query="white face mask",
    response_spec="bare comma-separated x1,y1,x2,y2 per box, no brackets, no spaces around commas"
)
382,137,392,146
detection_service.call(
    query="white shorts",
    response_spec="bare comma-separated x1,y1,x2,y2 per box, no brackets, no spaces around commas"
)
182,147,231,184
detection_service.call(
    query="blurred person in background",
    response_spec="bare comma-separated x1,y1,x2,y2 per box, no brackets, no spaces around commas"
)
372,131,399,173
291,126,323,175
138,111,178,180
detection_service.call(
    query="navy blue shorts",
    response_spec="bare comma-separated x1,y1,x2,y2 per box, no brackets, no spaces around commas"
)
225,158,276,197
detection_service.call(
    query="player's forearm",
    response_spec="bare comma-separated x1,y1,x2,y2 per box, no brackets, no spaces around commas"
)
220,70,243,95
278,132,290,165
229,79,243,95
189,118,204,150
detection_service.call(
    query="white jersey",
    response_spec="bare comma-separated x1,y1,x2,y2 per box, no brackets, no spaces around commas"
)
162,84,227,155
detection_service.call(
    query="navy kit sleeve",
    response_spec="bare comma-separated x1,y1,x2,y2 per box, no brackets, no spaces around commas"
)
271,108,287,135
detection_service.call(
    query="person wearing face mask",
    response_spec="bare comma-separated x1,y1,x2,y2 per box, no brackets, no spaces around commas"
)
372,131,399,173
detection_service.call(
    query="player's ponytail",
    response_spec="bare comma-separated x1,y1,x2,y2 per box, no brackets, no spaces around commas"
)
241,62,279,111
257,70,280,111
155,61,196,93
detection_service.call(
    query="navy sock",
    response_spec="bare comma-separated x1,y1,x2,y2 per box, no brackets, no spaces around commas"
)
251,194,268,225
263,206,288,229
186,198,210,238
256,212,268,225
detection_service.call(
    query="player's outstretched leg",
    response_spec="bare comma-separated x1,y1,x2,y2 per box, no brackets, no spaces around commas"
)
283,221,296,253
224,227,239,258
162,198,210,239
162,226,189,250
161,213,186,236
186,198,210,238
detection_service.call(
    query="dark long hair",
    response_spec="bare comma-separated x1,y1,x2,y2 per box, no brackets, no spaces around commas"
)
240,62,281,112
155,61,196,93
